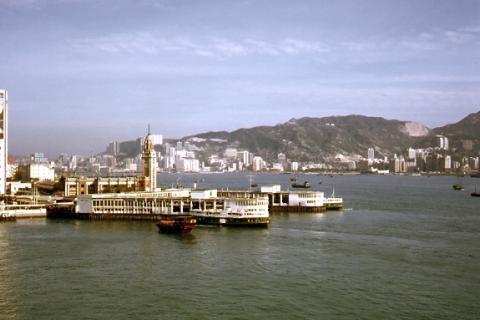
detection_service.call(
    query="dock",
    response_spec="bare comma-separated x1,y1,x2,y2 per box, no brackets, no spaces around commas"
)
46,185,343,221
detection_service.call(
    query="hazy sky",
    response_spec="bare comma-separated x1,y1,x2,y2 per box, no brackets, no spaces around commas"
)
1,0,479,156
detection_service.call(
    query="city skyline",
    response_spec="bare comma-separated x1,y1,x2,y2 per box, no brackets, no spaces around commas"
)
1,0,479,156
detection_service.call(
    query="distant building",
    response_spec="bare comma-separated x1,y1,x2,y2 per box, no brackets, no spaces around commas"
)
390,157,406,173
0,89,7,194
224,148,238,159
444,156,452,171
176,157,200,172
367,148,375,164
290,161,299,172
237,151,250,166
150,134,163,146
31,152,48,163
271,163,284,172
107,141,119,155
69,155,78,171
437,135,449,150
252,156,264,171
17,163,55,182
176,141,183,151
408,148,416,160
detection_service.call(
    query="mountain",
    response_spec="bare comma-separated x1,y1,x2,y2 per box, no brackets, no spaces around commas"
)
110,111,479,162
183,115,431,162
429,111,480,155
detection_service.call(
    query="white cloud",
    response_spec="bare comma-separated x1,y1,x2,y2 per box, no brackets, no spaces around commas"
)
444,30,474,44
70,33,332,58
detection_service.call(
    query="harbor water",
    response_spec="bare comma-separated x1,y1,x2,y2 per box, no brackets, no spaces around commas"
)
1,174,479,319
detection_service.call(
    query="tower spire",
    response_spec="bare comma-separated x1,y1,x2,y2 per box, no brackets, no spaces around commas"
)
148,123,151,135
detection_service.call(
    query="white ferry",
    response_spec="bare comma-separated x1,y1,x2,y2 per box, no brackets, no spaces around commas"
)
324,189,343,210
193,197,270,227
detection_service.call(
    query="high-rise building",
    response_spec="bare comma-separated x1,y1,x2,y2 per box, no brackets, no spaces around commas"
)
437,135,449,150
107,141,119,155
0,89,7,194
237,150,250,166
367,147,375,164
252,156,264,171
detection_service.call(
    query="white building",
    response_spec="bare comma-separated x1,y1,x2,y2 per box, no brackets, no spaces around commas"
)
367,147,375,164
444,155,452,170
408,148,416,160
0,89,7,194
271,163,284,172
224,148,238,159
438,135,449,150
176,157,200,172
290,161,299,172
252,156,264,171
18,163,55,182
237,151,250,166
150,134,163,146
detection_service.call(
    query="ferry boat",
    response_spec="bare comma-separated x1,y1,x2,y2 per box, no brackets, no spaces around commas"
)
193,197,270,227
324,188,343,210
157,215,196,234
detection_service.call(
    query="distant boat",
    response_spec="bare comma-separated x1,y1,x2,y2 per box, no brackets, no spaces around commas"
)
292,181,310,188
452,184,464,190
318,180,323,185
471,172,480,178
248,175,258,188
472,185,480,197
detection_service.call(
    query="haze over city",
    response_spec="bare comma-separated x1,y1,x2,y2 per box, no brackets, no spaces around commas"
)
1,0,479,156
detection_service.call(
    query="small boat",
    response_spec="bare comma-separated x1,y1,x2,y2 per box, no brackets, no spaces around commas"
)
471,172,480,178
248,175,258,188
318,180,323,185
157,215,196,234
472,185,480,197
452,184,464,190
292,181,310,188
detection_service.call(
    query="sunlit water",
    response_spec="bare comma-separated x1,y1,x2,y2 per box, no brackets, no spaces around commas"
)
1,174,479,319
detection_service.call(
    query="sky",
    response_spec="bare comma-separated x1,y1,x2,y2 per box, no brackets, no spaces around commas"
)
1,0,479,157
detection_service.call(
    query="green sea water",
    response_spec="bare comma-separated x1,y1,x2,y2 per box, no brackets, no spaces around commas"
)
1,174,479,319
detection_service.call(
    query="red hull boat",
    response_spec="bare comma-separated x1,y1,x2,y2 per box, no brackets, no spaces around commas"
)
157,215,196,234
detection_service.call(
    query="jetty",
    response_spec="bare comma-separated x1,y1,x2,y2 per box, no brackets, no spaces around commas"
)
47,185,343,221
